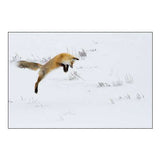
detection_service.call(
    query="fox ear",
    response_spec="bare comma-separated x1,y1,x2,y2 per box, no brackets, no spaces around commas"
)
73,57,79,60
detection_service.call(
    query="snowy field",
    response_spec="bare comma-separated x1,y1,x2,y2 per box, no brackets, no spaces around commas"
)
8,32,152,128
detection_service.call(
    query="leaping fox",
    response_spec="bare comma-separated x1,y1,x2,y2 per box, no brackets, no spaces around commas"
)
17,53,79,94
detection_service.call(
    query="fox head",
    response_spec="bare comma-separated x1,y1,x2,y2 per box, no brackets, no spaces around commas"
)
70,57,79,68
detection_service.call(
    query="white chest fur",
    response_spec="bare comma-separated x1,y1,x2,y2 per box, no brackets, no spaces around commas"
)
62,60,71,65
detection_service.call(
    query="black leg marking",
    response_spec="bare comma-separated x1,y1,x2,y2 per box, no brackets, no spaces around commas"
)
34,73,44,94
35,86,38,94
63,65,69,72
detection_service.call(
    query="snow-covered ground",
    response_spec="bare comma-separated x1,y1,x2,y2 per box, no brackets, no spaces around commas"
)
8,33,152,128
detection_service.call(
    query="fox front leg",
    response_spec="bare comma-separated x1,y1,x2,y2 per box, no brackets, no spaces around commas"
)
63,64,69,72
58,63,69,72
59,63,69,72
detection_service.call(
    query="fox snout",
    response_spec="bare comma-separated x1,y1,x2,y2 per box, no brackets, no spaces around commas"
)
73,57,79,60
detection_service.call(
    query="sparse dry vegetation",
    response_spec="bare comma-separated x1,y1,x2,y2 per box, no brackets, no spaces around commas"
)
109,92,144,104
78,49,87,58
68,71,84,80
97,74,134,88
125,74,133,84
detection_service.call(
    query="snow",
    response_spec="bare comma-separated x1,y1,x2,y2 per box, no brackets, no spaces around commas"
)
8,32,152,128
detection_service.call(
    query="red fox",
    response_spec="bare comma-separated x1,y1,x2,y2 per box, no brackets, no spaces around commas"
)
17,53,79,93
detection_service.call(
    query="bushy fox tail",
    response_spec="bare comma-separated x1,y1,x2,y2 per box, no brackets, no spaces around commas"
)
17,61,42,71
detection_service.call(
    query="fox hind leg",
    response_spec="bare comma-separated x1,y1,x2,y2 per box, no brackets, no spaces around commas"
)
35,70,45,94
35,75,43,94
